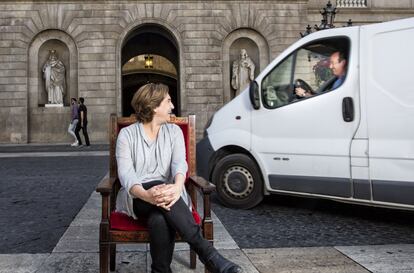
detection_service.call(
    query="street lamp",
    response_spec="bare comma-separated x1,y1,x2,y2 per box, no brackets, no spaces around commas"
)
314,1,337,31
144,54,153,68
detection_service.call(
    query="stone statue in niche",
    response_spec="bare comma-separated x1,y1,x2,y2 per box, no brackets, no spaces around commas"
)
231,49,255,97
43,49,66,105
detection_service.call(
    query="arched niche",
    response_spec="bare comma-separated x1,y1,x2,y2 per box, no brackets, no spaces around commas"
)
222,29,270,103
28,30,78,142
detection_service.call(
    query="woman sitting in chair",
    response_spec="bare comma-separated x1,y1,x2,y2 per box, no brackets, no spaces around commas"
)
115,83,242,273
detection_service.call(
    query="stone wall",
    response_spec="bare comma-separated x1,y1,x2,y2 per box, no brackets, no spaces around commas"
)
0,0,413,143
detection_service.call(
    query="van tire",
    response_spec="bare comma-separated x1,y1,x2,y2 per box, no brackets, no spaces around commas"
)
212,153,263,209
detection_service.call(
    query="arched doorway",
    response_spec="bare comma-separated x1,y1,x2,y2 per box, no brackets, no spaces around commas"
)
121,24,180,117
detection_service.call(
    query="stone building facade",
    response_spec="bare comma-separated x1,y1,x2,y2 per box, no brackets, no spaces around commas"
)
0,0,413,143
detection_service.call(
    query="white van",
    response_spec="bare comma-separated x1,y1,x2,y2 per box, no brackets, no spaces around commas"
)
197,17,414,210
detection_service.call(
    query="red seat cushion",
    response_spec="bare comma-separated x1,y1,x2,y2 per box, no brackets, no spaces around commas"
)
110,208,201,231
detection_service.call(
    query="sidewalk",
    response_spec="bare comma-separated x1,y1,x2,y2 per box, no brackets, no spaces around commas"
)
1,145,414,273
0,143,109,158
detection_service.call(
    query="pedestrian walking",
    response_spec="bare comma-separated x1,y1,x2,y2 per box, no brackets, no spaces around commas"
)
68,98,79,146
75,97,90,147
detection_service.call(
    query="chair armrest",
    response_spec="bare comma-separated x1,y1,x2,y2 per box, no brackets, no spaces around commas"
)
96,175,117,194
188,175,216,194
188,176,215,242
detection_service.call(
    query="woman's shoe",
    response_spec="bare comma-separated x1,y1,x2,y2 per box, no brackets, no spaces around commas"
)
205,252,243,273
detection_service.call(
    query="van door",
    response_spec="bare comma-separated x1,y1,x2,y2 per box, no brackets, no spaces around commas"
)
361,18,414,206
252,32,360,198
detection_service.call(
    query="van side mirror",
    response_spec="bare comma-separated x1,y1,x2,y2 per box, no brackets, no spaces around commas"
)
249,81,260,109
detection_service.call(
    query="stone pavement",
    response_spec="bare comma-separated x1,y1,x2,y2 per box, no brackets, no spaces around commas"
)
1,145,414,273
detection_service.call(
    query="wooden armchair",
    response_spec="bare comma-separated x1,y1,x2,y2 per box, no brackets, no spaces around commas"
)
96,114,216,273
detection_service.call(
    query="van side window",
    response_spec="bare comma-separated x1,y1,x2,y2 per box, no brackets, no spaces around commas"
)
261,54,294,108
262,38,350,109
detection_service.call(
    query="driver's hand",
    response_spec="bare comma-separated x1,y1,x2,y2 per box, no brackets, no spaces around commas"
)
295,87,308,97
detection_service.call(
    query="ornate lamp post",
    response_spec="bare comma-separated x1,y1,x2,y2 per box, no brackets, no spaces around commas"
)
300,1,339,37
314,1,337,31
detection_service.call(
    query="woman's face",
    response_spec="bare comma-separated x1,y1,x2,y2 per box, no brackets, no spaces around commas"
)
154,93,174,122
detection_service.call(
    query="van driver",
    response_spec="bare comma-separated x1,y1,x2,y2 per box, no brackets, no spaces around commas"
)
295,51,347,98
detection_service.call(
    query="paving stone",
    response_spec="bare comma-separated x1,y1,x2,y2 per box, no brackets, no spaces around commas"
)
70,192,101,227
243,247,370,273
336,244,414,273
53,225,99,253
0,254,49,273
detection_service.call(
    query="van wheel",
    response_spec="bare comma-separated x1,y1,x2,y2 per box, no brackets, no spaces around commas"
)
212,154,263,209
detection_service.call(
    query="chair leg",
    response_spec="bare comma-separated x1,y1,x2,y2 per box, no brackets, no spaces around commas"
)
109,244,116,271
204,260,211,273
100,243,109,273
190,247,196,269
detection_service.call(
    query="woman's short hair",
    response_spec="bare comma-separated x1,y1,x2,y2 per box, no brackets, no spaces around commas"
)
131,83,169,123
